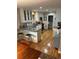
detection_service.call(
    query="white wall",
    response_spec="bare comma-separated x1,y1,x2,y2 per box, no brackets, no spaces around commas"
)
35,12,39,21
19,8,25,23
18,8,61,28
55,8,61,27
34,12,44,22
47,8,61,27
35,8,61,28
47,13,56,28
17,9,21,30
38,12,44,20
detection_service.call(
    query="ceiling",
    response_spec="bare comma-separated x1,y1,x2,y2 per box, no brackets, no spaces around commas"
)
17,0,61,9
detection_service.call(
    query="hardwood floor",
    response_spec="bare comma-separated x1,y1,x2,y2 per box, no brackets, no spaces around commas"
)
17,42,28,59
17,29,61,59
29,30,54,56
17,41,56,59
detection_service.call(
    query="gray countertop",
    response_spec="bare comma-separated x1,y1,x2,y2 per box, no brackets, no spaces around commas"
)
21,25,41,32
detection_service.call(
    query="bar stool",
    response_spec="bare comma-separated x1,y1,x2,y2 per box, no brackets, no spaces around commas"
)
25,34,32,41
18,32,24,40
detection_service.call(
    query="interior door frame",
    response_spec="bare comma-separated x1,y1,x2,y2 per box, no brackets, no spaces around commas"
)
48,15,53,29
47,13,55,29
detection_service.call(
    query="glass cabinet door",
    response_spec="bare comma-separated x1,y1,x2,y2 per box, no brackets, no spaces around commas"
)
24,10,32,21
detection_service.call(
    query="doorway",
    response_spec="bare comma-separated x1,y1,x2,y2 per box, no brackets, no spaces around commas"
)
48,15,53,29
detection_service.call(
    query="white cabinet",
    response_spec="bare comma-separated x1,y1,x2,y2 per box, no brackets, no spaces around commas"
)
23,30,41,43
19,9,33,23
20,9,25,23
53,28,60,48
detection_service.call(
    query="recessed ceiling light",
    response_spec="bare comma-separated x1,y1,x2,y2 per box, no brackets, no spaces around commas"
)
40,7,42,9
44,49,48,53
32,11,35,15
38,57,41,59
47,43,51,47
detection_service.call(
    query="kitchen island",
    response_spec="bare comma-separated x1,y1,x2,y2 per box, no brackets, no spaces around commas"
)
19,24,42,43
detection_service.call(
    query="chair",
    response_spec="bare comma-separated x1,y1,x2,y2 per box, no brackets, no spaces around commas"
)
25,34,32,41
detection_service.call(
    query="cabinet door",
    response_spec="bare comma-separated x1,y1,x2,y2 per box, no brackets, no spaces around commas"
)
20,9,32,23
20,9,25,23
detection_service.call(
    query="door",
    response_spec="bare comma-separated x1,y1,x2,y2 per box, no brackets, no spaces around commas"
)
48,15,53,29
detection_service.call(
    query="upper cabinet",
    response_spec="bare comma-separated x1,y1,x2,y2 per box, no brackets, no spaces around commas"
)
20,9,25,23
20,9,32,23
